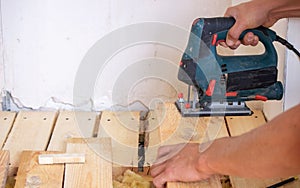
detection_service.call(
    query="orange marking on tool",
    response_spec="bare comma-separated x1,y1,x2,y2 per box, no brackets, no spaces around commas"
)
255,95,268,101
178,93,183,99
206,80,216,96
211,34,217,46
185,103,191,109
226,92,238,97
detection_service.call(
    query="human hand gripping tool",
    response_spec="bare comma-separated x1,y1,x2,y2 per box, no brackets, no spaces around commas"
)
176,17,300,116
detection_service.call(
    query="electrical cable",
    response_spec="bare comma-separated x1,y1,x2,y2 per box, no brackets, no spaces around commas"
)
276,35,300,58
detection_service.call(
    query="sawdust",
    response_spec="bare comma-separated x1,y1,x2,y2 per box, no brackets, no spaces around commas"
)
113,169,151,188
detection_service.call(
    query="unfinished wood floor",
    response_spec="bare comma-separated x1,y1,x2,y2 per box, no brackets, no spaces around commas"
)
0,103,299,188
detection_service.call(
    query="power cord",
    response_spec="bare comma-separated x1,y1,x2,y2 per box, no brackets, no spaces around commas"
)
276,35,300,58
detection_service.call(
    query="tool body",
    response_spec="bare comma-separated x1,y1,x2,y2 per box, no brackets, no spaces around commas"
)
176,17,284,116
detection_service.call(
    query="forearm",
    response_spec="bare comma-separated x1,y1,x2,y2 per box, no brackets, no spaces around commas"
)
201,104,300,178
266,0,300,20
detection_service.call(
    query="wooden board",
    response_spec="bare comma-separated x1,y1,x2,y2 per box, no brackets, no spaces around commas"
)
64,138,113,188
167,175,221,188
47,111,98,151
225,110,283,188
98,111,140,167
2,111,57,176
14,151,64,188
226,110,266,136
0,151,9,188
0,111,16,148
147,103,226,188
146,104,228,165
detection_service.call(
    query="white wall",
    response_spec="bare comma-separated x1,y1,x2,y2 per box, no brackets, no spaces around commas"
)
0,0,298,115
284,18,300,110
0,0,231,110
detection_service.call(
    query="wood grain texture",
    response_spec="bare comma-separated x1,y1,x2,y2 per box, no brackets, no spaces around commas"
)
147,103,226,188
47,111,98,151
146,103,228,165
2,111,57,176
0,111,16,149
226,110,266,136
98,111,140,167
167,175,222,188
0,150,9,188
14,151,64,188
38,153,85,164
64,138,113,188
226,110,283,188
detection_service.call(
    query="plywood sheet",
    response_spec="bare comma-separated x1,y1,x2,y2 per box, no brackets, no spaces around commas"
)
226,110,283,188
0,150,9,188
14,151,64,188
98,111,140,167
64,138,113,188
2,111,57,176
47,111,98,151
0,111,16,148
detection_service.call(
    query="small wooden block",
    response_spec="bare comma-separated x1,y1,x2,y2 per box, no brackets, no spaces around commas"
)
0,150,9,188
14,151,64,188
64,138,113,188
38,153,85,164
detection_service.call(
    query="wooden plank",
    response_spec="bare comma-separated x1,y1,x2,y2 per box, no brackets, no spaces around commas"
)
14,151,64,188
226,110,283,188
167,175,221,188
0,150,9,188
146,103,228,165
98,111,140,167
64,138,113,188
3,111,57,176
226,110,266,136
0,111,16,148
147,103,226,188
47,111,98,152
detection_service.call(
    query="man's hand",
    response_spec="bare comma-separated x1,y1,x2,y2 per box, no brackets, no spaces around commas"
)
224,0,278,49
151,143,215,188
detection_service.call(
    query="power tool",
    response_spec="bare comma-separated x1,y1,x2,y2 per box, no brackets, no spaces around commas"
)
175,17,300,117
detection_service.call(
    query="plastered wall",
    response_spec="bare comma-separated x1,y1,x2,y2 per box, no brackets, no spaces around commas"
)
0,0,299,120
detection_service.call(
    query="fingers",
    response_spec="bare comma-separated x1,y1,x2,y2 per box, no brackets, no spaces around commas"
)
151,162,166,177
152,163,177,188
242,32,259,46
224,6,246,48
226,21,247,49
152,172,169,188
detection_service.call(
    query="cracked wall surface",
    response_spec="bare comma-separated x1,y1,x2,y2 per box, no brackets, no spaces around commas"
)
0,0,299,120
